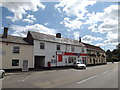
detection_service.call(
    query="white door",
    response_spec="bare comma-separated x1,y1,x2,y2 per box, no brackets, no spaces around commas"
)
22,60,28,71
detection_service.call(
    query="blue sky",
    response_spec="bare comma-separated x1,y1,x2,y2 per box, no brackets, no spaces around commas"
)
0,0,119,51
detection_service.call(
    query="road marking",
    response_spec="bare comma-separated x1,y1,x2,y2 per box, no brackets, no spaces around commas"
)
100,71,110,75
113,69,118,71
22,75,31,82
62,70,67,71
77,75,98,84
87,65,107,70
77,70,111,84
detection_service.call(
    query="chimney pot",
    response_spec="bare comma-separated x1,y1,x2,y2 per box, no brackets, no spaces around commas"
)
56,33,61,38
2,27,8,38
79,37,81,42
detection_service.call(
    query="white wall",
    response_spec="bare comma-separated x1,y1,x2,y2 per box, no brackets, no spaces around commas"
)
34,40,87,67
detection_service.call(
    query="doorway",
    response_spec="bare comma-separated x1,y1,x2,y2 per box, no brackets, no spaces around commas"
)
22,60,28,71
34,56,45,68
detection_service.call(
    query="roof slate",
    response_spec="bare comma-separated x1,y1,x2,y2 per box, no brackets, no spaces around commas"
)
29,31,84,46
83,43,105,52
0,35,30,45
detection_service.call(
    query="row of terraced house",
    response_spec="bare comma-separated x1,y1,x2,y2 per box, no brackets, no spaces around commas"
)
0,27,106,71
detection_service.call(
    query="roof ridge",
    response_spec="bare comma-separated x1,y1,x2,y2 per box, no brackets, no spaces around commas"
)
29,31,78,41
82,43,100,47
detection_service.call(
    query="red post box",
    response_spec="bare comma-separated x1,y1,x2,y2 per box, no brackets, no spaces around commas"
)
48,62,51,67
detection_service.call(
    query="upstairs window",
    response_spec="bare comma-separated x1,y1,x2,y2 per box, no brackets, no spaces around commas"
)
82,47,84,53
71,46,75,52
40,43,45,49
57,45,60,51
13,46,20,53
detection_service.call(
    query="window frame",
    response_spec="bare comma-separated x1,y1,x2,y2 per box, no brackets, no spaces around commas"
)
40,43,45,49
13,46,20,53
12,59,19,66
71,46,75,52
56,45,61,51
82,47,84,53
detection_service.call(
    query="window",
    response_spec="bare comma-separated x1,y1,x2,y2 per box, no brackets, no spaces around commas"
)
12,59,19,66
90,58,92,63
82,47,84,52
40,43,45,49
57,45,60,51
68,57,76,63
13,46,20,53
71,46,75,52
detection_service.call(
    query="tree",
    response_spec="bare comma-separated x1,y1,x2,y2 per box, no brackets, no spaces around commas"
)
106,50,112,62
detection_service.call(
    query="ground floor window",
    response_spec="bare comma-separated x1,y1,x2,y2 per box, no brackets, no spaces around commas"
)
90,58,92,63
12,59,19,66
82,57,87,64
68,57,76,63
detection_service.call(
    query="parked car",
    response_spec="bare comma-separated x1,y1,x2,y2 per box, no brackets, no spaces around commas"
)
73,62,86,69
0,69,5,78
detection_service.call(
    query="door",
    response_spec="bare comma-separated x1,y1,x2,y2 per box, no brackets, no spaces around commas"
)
22,60,28,71
93,58,95,65
34,56,45,68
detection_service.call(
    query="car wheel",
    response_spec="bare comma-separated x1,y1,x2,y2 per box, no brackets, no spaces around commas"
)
84,67,86,69
1,72,5,78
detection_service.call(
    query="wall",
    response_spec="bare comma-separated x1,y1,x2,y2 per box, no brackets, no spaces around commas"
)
2,42,33,69
87,50,106,65
34,40,87,67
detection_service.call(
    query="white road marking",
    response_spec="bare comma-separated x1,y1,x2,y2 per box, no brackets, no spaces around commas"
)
100,71,110,75
62,70,67,71
77,70,112,84
22,75,31,82
113,69,118,71
77,75,98,84
87,65,107,70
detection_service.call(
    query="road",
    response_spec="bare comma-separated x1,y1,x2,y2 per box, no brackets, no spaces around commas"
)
2,62,119,88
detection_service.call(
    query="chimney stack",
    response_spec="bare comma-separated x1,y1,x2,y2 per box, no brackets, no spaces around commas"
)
56,33,61,38
2,27,8,38
79,37,81,42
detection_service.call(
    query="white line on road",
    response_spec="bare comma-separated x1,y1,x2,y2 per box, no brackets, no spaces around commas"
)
100,71,110,75
77,70,112,84
77,75,98,84
113,69,118,71
62,70,67,71
22,75,31,82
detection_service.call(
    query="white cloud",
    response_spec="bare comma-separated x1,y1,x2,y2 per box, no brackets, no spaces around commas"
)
55,0,96,30
44,23,49,26
1,0,45,22
10,24,57,37
61,17,82,30
82,35,103,44
86,5,118,33
22,14,36,23
55,0,96,18
85,5,118,50
73,31,80,40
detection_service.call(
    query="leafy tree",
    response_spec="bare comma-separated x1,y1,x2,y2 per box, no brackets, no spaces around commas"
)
106,49,112,62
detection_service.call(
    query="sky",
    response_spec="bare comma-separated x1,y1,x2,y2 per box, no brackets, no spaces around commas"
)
0,0,119,51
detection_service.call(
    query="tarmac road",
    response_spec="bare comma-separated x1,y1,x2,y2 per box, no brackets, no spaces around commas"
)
2,62,119,88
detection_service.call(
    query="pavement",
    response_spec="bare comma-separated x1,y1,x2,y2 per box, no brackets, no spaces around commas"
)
2,62,119,88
